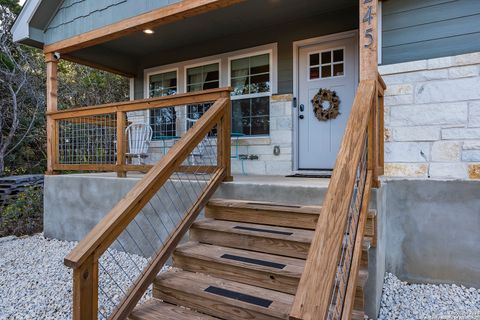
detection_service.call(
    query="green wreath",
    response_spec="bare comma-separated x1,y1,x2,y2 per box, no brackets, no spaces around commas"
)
311,88,340,121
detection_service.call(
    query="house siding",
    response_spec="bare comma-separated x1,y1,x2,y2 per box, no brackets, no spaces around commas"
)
382,0,480,65
44,0,180,45
133,7,358,98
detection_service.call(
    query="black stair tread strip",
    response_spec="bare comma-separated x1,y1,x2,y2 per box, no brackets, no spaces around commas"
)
233,225,293,235
204,286,273,308
245,202,302,208
220,253,286,269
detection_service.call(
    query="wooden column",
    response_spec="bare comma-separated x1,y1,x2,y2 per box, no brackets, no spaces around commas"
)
72,255,98,320
45,53,59,175
360,0,380,186
116,111,127,177
218,92,232,182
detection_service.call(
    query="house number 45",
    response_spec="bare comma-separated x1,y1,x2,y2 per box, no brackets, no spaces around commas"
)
363,0,374,48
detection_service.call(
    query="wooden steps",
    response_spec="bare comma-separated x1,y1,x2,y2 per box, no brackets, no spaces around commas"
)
173,242,304,294
206,199,321,229
129,299,221,320
190,219,313,259
130,197,376,320
154,271,293,320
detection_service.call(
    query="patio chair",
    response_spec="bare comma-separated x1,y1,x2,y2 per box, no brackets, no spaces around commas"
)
125,123,153,165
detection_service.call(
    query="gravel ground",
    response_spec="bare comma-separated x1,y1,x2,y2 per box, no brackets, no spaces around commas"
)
0,234,164,320
379,273,480,320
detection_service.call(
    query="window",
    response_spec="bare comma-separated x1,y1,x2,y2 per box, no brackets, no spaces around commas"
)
149,71,177,138
309,48,344,80
230,53,270,136
186,63,220,128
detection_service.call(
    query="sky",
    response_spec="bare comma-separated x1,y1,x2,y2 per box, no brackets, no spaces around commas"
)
19,0,26,6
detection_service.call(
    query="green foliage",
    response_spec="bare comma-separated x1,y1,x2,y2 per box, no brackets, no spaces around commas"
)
0,186,43,237
0,0,21,14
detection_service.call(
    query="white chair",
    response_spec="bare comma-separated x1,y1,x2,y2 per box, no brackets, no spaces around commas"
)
125,123,153,165
186,117,212,165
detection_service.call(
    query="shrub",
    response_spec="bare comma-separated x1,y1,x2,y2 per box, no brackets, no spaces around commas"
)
0,186,43,237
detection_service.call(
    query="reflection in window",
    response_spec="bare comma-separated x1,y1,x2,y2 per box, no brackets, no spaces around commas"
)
309,48,344,80
230,53,270,136
186,63,220,135
149,71,177,138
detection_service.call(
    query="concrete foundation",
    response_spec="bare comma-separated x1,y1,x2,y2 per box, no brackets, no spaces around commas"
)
43,174,479,319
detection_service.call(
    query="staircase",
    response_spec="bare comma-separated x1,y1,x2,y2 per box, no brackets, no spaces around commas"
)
129,199,376,320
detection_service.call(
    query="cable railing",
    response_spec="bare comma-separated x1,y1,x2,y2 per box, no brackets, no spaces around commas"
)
62,89,232,320
290,75,385,320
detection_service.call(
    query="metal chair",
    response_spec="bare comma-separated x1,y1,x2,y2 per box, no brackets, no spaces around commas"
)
125,123,153,165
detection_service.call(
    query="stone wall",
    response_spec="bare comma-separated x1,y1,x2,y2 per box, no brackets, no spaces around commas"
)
231,94,294,175
379,52,480,179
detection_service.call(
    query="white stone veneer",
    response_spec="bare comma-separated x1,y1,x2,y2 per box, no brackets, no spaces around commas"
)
380,52,480,179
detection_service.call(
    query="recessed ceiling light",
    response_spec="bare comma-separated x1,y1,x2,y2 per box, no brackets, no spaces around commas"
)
143,29,154,34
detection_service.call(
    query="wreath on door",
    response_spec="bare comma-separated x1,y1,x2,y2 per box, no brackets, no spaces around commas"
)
312,88,340,121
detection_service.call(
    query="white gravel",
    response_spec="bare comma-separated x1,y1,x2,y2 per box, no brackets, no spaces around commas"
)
0,234,165,320
379,273,480,320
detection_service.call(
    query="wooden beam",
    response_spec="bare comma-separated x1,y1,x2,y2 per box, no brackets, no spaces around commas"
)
359,0,379,81
44,0,244,54
45,53,59,175
72,255,98,320
116,111,127,177
48,87,232,120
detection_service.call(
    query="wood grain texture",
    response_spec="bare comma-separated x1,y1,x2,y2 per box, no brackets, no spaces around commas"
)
48,88,231,120
360,0,379,81
341,171,372,320
206,199,321,229
129,299,220,320
72,255,98,320
116,111,127,177
190,219,313,259
44,0,244,54
153,270,293,320
289,80,376,320
64,97,228,268
173,242,305,294
45,53,58,175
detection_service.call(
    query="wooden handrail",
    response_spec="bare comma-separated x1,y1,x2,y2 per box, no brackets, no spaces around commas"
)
290,80,376,320
48,87,232,119
65,97,229,269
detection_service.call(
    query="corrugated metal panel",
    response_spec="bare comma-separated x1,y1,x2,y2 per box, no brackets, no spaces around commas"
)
44,0,180,44
382,0,480,64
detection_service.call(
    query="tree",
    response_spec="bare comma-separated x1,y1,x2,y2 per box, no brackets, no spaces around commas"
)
0,4,45,174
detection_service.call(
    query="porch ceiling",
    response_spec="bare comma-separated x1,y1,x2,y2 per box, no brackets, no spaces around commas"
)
68,0,357,76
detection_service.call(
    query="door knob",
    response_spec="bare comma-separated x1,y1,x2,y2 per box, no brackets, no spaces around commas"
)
299,104,304,112
299,115,304,119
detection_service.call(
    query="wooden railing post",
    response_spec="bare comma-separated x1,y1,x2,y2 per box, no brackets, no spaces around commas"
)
218,92,232,181
45,53,59,175
116,111,127,177
72,255,98,320
377,78,385,176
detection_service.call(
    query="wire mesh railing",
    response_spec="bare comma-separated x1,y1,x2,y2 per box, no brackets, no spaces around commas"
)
327,133,368,320
48,88,231,176
63,93,231,320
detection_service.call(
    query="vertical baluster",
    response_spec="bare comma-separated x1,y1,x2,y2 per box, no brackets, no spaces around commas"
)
217,94,232,181
117,111,126,177
45,53,58,174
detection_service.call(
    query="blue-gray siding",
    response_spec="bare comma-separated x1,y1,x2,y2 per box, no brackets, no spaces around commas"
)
382,0,480,65
45,0,180,44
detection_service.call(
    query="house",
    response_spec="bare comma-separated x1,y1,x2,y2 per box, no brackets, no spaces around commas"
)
12,0,480,320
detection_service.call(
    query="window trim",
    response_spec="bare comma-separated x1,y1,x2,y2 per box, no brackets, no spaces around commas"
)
143,43,278,138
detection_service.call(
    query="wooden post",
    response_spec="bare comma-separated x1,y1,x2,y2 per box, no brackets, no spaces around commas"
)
45,53,59,175
116,111,127,177
218,92,232,181
360,0,380,185
377,90,385,175
72,255,98,320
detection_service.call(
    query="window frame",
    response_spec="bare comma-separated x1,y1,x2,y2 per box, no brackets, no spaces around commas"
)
143,44,277,138
146,68,179,139
307,46,346,81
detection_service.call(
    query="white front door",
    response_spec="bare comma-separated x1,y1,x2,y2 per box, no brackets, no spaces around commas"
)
297,36,358,170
